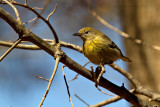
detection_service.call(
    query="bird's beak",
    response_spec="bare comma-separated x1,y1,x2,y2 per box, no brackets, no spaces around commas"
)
73,33,82,36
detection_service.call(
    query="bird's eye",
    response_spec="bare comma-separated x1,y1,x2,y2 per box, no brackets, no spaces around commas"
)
85,31,89,34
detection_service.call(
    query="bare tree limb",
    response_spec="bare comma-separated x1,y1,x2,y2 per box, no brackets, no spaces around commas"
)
1,2,59,43
3,0,21,22
75,94,90,106
28,0,51,29
89,89,134,107
69,61,90,82
0,40,82,51
24,0,27,6
0,38,22,61
35,75,49,82
46,4,57,21
62,65,74,107
39,51,61,107
109,63,140,88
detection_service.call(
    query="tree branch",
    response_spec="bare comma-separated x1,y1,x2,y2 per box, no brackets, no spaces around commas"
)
0,38,22,61
2,2,59,43
39,51,61,107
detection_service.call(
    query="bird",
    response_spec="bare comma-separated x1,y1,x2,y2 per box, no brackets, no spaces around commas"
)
73,27,131,65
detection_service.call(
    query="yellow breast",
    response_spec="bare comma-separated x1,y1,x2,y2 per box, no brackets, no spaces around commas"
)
82,37,121,64
83,39,103,64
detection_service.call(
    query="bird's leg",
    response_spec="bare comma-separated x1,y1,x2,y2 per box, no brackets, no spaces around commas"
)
95,64,105,87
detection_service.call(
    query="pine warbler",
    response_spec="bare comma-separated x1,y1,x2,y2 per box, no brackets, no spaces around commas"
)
73,27,131,65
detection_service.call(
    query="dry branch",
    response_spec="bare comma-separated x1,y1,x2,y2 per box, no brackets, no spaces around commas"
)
0,40,82,51
62,65,74,107
39,54,61,107
0,38,22,61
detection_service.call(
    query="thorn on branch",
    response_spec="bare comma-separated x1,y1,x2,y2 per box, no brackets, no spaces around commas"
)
122,83,125,87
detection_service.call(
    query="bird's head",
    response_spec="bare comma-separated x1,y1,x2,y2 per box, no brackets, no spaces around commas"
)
73,27,103,41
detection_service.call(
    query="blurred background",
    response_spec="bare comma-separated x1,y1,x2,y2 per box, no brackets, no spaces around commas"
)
1,0,160,107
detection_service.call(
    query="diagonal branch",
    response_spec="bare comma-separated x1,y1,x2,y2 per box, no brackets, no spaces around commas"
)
89,89,135,107
0,38,22,61
2,2,59,43
39,54,61,107
0,40,82,52
3,0,21,22
62,65,74,107
109,63,140,88
75,94,90,106
46,4,57,21
36,75,49,82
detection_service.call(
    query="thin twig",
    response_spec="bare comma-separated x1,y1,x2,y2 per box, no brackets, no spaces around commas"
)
46,4,58,21
83,61,90,67
0,40,40,50
32,7,43,10
90,89,135,107
36,75,49,82
24,0,27,5
62,65,74,107
6,2,59,43
109,63,140,88
0,40,82,52
29,0,51,30
69,73,79,82
39,56,61,107
3,0,21,22
96,87,114,96
87,0,160,52
0,38,22,61
69,61,90,82
74,94,90,106
23,16,38,24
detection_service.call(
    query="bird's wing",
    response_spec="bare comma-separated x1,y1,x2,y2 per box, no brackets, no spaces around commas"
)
99,34,123,55
108,41,123,55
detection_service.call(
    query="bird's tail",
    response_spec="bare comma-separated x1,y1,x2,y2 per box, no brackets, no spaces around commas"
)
121,55,132,62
